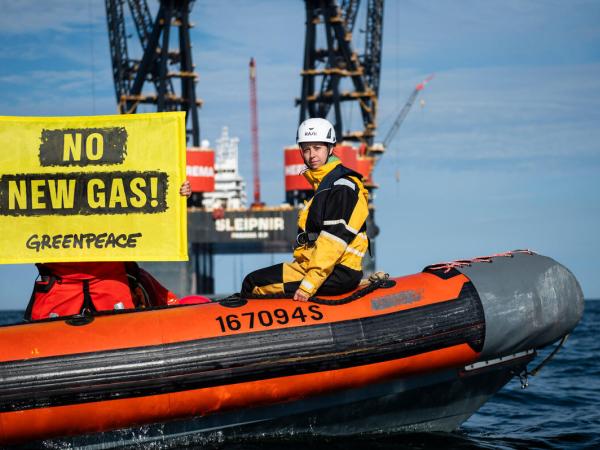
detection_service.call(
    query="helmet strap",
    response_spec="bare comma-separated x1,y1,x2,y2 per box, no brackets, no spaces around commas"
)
327,144,334,161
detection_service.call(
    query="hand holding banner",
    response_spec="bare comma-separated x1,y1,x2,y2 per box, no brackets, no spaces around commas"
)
0,112,188,263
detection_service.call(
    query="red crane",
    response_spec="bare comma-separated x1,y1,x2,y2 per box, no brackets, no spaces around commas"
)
382,74,434,149
249,57,264,208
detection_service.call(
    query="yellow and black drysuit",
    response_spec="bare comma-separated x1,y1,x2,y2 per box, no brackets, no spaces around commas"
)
241,158,370,297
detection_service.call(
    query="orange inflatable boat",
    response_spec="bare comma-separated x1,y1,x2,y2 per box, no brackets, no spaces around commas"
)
0,251,583,447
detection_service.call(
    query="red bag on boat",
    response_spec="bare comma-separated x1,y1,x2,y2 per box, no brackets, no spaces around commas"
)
178,295,212,305
28,262,134,320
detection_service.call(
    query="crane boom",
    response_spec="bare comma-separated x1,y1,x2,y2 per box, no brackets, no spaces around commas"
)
105,0,132,104
382,74,433,149
104,0,201,145
126,0,174,96
340,0,360,32
298,0,384,150
364,0,384,97
249,57,263,207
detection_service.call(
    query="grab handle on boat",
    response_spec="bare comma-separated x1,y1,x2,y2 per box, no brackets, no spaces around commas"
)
66,309,95,326
219,295,248,308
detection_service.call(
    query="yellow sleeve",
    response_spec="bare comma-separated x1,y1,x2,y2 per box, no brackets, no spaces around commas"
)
298,179,368,296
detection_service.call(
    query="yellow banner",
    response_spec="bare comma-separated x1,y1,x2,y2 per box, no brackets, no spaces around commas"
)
0,112,188,264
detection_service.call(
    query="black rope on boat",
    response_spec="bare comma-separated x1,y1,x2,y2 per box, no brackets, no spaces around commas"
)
528,334,569,377
226,275,396,307
518,334,569,389
309,277,396,306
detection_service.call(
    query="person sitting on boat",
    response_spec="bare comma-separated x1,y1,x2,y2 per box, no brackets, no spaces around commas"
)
241,118,370,301
25,181,192,320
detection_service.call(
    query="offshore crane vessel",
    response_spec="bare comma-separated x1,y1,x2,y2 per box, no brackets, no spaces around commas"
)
0,1,581,447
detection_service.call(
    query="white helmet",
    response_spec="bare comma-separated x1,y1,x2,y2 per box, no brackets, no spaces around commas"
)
296,118,336,145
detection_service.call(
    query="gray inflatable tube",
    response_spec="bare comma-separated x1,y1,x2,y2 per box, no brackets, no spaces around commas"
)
457,251,584,360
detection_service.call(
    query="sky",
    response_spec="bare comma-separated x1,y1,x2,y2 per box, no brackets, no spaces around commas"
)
0,0,599,309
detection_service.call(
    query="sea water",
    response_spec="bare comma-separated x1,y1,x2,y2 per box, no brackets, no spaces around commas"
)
1,301,598,449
